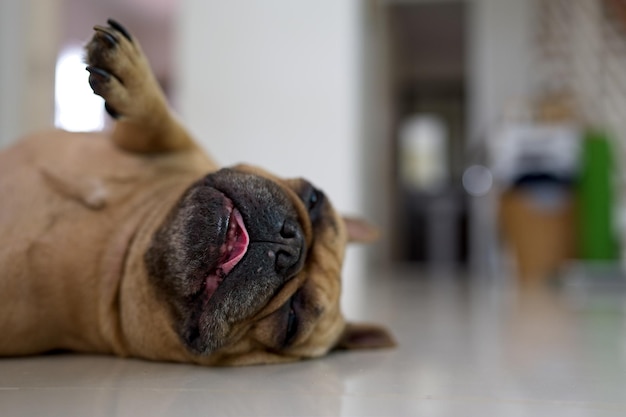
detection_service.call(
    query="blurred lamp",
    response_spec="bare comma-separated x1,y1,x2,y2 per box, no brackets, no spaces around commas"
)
399,115,448,192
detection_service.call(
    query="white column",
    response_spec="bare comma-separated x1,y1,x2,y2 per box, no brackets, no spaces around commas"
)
467,0,535,278
175,0,363,215
468,0,534,144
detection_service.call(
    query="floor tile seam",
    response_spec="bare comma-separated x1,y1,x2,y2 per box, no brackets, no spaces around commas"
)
1,387,626,410
0,386,359,397
405,394,626,411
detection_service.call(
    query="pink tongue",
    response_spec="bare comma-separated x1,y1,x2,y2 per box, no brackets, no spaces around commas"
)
220,208,249,275
205,207,249,299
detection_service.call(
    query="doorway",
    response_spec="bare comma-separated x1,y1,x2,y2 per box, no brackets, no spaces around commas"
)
385,1,469,268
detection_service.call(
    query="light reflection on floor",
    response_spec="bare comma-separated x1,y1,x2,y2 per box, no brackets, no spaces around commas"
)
2,267,626,416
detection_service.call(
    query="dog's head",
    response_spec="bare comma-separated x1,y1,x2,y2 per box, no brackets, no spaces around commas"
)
145,164,394,365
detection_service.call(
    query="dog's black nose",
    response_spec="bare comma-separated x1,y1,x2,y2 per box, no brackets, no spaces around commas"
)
274,219,305,276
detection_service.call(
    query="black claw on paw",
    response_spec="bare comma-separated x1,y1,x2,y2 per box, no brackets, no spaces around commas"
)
86,66,111,81
104,102,121,119
93,26,119,47
107,19,132,42
86,66,111,94
100,31,118,47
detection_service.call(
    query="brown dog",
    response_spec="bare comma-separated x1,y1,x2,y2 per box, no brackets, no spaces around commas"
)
0,20,394,365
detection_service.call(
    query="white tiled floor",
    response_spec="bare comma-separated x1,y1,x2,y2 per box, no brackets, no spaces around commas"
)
2,268,626,416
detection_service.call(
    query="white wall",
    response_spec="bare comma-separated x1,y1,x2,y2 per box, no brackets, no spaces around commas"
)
0,0,61,148
175,0,363,215
0,1,25,147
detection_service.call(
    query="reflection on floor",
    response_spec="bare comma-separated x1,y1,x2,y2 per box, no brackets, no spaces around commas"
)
2,267,626,416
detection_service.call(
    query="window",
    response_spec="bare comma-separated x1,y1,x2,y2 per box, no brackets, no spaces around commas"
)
54,45,104,132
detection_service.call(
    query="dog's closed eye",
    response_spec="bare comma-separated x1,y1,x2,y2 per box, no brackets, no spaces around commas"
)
298,182,326,223
284,299,299,347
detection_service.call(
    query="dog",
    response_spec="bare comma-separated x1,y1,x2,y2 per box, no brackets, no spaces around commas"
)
0,20,394,365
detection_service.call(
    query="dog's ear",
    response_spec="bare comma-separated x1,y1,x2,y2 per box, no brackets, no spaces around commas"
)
334,322,396,350
343,216,380,243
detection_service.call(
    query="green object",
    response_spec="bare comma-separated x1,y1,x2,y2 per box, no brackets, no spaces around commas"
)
577,129,619,261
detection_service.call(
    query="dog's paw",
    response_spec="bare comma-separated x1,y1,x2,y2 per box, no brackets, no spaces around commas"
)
85,19,156,120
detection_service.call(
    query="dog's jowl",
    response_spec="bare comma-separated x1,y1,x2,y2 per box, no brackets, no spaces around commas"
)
0,19,394,365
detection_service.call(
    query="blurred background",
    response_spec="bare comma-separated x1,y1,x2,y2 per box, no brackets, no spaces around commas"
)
2,0,626,288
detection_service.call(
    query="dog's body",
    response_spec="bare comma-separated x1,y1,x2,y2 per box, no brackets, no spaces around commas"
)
0,20,393,365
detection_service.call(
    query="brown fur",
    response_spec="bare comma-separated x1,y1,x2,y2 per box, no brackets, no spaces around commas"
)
0,20,394,366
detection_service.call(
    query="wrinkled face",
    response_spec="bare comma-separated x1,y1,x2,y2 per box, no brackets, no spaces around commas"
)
145,165,349,364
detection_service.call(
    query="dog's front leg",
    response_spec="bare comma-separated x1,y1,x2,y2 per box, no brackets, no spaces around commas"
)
85,19,195,154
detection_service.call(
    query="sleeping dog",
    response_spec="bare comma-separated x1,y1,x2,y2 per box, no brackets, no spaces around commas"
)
0,20,394,365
